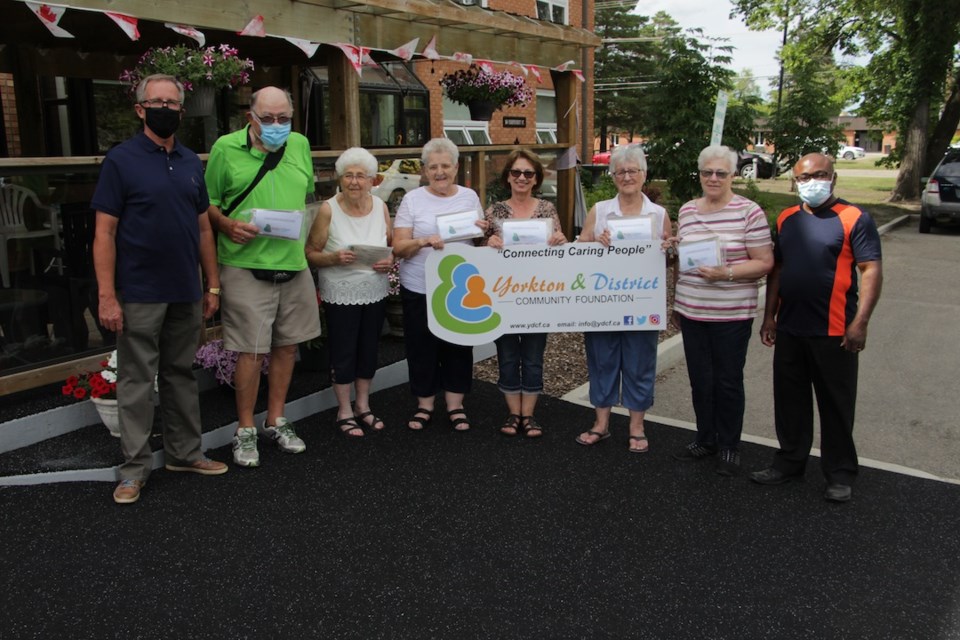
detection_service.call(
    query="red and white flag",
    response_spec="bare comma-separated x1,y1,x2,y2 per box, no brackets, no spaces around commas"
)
165,23,205,47
25,2,74,38
105,12,139,41
421,35,440,60
387,38,419,61
451,51,473,64
571,69,585,83
331,43,369,76
474,59,495,74
552,59,576,72
522,64,543,83
238,15,266,37
283,37,320,59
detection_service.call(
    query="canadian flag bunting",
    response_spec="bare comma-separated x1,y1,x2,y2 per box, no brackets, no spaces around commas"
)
25,2,74,38
474,59,495,74
552,59,576,72
331,43,369,76
571,69,585,83
165,23,205,47
104,12,139,41
451,52,473,64
522,64,543,83
387,38,419,62
421,35,441,60
282,36,320,58
238,15,266,37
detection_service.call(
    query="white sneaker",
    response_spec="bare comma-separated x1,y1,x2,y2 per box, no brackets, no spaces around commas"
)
262,417,306,454
232,427,260,467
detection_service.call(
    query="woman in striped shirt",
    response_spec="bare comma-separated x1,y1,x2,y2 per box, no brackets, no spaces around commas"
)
670,145,774,476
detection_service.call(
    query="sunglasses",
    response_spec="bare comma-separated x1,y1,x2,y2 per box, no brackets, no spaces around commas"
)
509,169,537,179
700,169,731,179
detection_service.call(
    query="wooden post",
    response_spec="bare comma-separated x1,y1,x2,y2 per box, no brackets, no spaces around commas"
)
551,70,578,240
328,50,361,149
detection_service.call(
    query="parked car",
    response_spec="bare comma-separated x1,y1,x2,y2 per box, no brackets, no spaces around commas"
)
371,158,423,214
592,149,612,165
920,149,960,233
838,145,866,160
736,150,779,180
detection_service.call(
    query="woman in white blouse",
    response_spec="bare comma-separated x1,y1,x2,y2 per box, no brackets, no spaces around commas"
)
306,147,394,437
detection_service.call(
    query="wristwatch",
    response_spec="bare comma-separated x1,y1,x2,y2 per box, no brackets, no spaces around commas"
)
207,287,221,295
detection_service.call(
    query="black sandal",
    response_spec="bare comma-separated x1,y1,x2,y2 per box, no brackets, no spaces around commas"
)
447,408,471,432
407,407,433,431
355,410,385,431
500,414,521,437
336,417,364,438
521,415,543,438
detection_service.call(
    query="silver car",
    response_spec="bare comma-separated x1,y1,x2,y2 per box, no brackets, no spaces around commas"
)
920,150,960,233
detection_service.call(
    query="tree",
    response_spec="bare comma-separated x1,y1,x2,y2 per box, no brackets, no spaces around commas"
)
731,0,960,200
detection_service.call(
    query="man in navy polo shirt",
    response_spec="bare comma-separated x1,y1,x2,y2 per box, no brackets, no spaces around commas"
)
750,152,883,503
92,74,228,505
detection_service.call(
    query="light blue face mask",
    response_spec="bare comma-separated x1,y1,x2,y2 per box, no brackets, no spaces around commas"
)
258,122,291,152
797,179,833,208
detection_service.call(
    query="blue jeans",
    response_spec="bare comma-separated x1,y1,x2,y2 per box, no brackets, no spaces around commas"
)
495,332,548,394
585,330,658,411
679,316,753,450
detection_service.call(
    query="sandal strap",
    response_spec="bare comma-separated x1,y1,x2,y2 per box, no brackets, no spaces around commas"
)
522,416,543,432
336,417,362,433
447,408,471,430
408,407,433,429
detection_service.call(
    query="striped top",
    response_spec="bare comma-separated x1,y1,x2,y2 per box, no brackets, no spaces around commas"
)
674,195,772,322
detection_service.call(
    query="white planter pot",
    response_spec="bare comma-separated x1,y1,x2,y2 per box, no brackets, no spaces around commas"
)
90,397,121,438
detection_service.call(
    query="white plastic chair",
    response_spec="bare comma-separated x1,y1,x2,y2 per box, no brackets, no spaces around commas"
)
0,184,61,288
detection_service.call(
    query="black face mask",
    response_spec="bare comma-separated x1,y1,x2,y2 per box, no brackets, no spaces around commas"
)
143,107,181,139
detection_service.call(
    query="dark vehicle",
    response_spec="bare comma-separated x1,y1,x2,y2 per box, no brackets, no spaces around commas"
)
920,149,960,233
737,150,779,180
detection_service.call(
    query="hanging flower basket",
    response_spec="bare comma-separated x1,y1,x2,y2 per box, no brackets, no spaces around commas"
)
184,84,216,117
440,65,532,118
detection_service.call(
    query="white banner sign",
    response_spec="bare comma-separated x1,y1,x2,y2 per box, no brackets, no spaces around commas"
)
710,90,729,146
425,242,666,346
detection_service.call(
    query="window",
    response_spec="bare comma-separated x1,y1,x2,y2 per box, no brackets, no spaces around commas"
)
535,91,557,144
537,0,567,25
442,97,491,145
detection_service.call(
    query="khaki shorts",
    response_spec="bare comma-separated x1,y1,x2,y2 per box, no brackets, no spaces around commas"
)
220,265,321,354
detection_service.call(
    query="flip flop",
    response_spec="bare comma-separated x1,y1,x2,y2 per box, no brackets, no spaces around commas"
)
629,435,649,453
576,429,611,446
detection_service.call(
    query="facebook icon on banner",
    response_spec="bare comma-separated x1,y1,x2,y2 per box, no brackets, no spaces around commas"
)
623,316,634,326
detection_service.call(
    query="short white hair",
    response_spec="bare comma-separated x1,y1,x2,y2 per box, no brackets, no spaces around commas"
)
698,145,738,174
136,74,185,104
335,147,378,176
422,138,459,165
609,144,647,174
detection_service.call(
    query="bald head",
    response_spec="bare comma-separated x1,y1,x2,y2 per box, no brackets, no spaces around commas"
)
250,86,293,113
794,153,834,176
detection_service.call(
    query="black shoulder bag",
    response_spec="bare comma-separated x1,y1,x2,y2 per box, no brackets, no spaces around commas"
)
222,146,298,284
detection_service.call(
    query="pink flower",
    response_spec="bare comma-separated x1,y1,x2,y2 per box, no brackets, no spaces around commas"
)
203,53,215,67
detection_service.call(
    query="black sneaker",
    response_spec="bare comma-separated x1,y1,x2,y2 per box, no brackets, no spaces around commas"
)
672,441,718,461
716,449,741,477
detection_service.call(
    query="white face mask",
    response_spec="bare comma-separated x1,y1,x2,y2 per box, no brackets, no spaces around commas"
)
797,179,833,208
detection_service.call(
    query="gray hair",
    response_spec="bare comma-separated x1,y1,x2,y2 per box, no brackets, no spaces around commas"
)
698,145,738,174
250,87,294,113
135,74,185,104
335,147,378,177
422,138,459,165
609,144,647,174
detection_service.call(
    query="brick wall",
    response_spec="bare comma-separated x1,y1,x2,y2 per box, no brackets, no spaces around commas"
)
1,72,21,156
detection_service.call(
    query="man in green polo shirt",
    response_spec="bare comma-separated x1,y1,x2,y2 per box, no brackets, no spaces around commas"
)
205,86,320,468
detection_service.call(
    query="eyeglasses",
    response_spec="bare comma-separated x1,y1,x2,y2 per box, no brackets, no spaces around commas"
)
509,169,537,179
795,171,833,183
700,169,731,179
612,169,642,179
341,173,369,182
253,112,293,125
140,99,182,111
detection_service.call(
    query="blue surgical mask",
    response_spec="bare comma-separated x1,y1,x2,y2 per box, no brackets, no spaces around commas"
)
258,122,291,152
797,179,833,208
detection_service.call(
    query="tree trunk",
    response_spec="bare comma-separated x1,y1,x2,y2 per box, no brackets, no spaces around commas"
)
890,95,929,202
925,72,960,175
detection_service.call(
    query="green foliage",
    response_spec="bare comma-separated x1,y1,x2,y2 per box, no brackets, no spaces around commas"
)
121,45,254,93
581,171,618,210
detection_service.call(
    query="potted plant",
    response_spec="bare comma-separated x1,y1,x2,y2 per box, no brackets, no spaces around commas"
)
120,44,254,116
439,65,532,121
62,351,120,437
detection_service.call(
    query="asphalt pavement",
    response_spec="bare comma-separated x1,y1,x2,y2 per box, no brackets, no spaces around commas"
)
568,218,960,483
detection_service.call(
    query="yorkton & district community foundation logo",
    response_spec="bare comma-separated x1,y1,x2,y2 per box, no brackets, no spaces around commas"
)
431,255,502,334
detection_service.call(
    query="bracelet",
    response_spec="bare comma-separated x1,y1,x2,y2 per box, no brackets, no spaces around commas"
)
727,267,734,282
207,287,221,295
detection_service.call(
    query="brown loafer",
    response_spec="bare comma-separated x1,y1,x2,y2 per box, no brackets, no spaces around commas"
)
113,479,144,504
165,457,228,476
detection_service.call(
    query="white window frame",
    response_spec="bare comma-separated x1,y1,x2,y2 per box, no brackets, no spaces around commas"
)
443,121,492,145
536,90,558,144
536,0,568,25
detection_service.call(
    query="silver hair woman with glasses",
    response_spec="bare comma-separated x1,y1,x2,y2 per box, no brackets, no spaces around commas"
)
575,144,672,453
306,147,394,437
668,144,773,476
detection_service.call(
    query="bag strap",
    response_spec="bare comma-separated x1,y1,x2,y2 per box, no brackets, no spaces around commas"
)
222,144,286,216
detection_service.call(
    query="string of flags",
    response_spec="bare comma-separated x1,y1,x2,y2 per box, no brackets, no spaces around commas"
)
18,1,586,83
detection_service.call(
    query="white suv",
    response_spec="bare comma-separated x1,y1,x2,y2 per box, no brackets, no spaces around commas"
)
371,159,423,214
